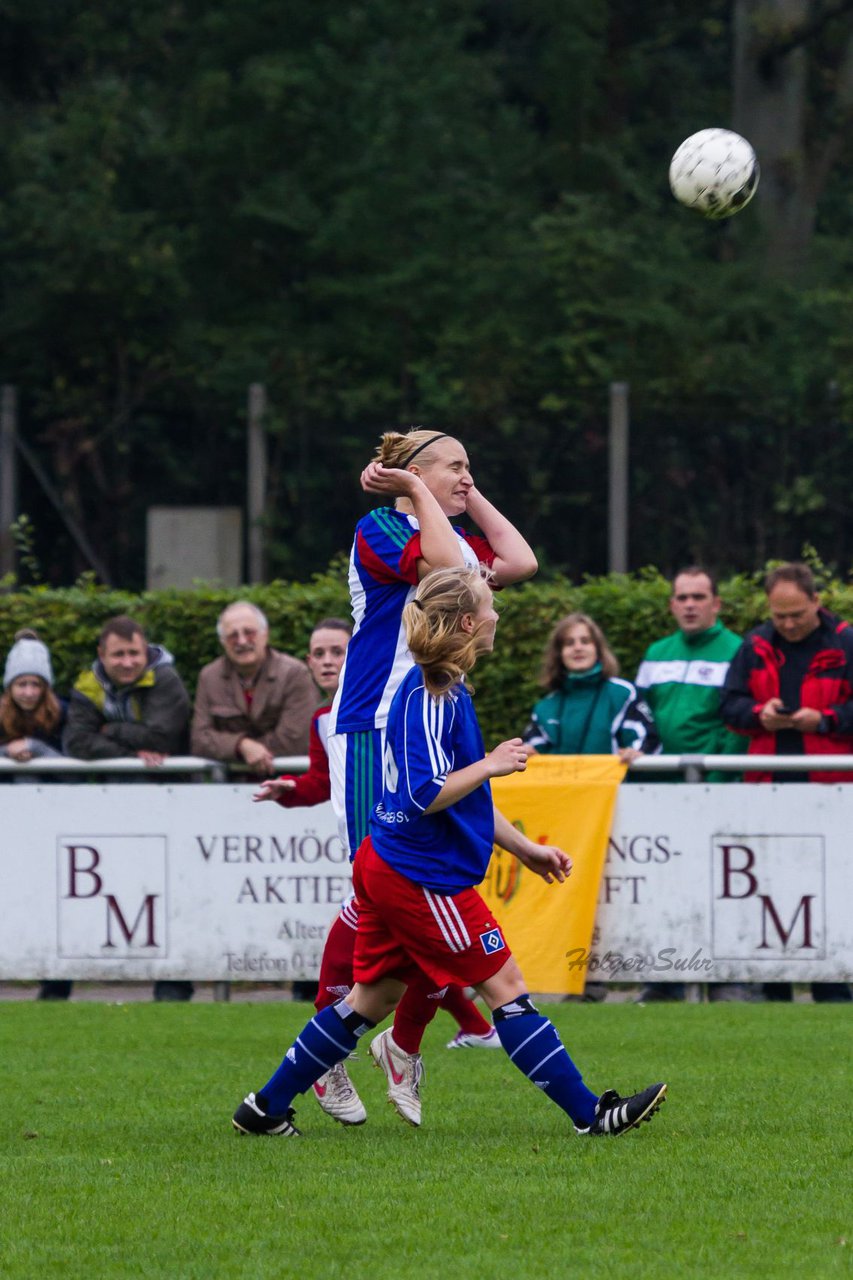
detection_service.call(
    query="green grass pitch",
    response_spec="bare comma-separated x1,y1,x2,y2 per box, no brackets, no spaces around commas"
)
1,1001,849,1279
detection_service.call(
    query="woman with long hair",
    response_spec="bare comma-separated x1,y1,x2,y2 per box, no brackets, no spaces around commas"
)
233,566,666,1139
524,612,658,762
0,630,64,761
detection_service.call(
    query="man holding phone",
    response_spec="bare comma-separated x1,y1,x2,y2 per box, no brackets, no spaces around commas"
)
721,562,853,785
721,561,853,1002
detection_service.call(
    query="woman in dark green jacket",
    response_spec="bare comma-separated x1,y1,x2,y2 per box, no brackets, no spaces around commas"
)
523,612,659,1004
523,612,659,761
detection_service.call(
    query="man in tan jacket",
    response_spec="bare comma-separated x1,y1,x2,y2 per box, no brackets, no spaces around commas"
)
191,602,316,774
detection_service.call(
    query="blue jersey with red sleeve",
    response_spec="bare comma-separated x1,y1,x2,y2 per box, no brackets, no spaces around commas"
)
368,665,495,893
328,506,495,734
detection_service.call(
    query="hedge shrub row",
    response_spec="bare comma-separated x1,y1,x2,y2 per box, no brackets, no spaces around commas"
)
2,561,850,745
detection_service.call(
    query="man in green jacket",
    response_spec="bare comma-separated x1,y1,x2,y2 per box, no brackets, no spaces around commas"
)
635,567,742,767
634,566,746,1002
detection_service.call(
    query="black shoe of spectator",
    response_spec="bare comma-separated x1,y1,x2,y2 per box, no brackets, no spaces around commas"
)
291,980,317,1001
708,983,762,1002
811,983,852,1003
38,980,72,1001
153,981,194,1002
763,982,793,1002
636,983,685,1003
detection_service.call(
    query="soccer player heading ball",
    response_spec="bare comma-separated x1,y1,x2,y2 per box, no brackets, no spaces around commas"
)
233,565,667,1139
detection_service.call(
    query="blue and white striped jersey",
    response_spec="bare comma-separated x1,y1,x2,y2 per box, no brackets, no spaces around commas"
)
369,665,495,893
328,506,494,735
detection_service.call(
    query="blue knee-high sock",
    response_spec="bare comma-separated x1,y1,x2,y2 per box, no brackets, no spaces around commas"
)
258,1000,372,1115
493,995,598,1128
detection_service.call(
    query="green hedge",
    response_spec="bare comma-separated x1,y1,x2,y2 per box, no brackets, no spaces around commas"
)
4,562,853,745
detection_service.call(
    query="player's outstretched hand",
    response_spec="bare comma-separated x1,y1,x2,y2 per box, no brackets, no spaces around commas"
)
253,778,297,803
486,738,528,778
516,843,572,884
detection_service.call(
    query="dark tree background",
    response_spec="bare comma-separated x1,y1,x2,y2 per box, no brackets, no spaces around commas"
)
1,0,852,588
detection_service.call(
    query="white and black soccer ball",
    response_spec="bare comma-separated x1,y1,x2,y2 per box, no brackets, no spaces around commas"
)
669,128,759,220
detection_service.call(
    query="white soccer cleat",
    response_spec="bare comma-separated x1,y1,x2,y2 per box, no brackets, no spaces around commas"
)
312,1061,367,1126
445,1028,501,1050
369,1029,424,1127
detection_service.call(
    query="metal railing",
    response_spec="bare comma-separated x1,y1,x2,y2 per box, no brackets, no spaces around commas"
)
628,754,853,782
0,755,311,779
4,752,853,783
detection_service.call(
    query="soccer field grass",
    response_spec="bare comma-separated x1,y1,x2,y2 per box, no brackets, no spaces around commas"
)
1,1001,849,1279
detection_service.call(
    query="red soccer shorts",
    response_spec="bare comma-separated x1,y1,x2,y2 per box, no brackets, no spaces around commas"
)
352,837,512,989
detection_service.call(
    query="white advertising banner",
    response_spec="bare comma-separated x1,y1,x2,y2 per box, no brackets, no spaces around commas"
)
594,782,853,984
2,784,347,982
1,782,851,983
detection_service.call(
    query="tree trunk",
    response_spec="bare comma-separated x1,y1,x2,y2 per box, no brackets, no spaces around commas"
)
733,0,853,270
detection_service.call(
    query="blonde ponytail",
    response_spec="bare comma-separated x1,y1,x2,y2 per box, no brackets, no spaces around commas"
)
403,566,493,698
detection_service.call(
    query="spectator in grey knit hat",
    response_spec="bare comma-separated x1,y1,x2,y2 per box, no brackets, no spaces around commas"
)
0,629,65,761
1,630,70,1000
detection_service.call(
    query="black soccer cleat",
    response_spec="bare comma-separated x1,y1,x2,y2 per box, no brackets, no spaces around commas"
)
577,1082,667,1137
232,1091,301,1137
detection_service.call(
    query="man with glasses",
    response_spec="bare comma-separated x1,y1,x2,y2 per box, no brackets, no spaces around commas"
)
191,601,315,774
721,562,852,1003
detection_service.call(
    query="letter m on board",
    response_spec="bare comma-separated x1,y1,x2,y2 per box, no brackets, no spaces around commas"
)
103,894,160,948
758,894,816,951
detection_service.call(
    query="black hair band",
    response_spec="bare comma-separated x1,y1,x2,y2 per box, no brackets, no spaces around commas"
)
398,433,448,469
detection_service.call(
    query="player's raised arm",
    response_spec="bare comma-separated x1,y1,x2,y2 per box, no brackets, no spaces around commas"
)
463,487,537,586
361,461,464,575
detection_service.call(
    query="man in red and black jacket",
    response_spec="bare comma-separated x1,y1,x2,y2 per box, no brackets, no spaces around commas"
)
721,562,853,784
721,562,852,1003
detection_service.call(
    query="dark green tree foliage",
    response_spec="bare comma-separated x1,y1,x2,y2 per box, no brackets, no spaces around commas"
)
0,1,852,588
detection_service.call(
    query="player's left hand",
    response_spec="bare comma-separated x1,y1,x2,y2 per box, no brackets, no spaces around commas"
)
516,843,572,884
253,778,296,802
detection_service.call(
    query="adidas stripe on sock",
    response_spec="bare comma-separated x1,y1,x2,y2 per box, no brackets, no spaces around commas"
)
493,998,598,1128
259,1001,364,1114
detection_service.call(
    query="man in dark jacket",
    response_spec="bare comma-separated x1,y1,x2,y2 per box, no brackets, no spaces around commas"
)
721,562,852,1003
64,615,190,763
62,615,192,1001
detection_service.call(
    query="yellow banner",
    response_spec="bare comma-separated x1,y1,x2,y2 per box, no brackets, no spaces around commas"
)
481,755,626,995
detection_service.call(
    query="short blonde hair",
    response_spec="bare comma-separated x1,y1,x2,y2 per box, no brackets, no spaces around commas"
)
403,566,493,698
373,429,453,471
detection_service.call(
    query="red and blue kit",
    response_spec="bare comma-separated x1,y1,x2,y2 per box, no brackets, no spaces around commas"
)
329,507,494,736
354,667,510,989
327,505,494,859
